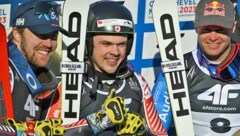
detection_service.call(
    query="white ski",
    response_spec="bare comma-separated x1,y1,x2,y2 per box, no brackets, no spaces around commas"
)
152,0,194,135
61,0,89,125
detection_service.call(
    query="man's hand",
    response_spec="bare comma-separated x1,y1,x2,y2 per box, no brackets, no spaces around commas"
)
116,112,147,136
34,118,65,136
87,89,126,134
7,118,27,135
102,88,126,124
7,118,65,136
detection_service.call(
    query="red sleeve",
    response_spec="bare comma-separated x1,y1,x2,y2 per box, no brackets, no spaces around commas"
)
135,73,168,136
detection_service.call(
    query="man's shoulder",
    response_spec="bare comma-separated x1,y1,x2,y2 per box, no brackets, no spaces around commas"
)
183,51,193,59
131,72,144,79
130,72,150,86
8,58,17,73
183,50,197,71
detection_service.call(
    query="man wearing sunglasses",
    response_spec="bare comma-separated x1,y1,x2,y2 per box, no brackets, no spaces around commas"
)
0,0,68,135
184,0,240,135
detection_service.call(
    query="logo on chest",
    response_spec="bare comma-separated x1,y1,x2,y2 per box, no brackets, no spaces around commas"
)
197,84,240,105
129,78,140,91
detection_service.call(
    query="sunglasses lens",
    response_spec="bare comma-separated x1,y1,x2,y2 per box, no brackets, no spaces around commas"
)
34,1,61,16
34,1,51,14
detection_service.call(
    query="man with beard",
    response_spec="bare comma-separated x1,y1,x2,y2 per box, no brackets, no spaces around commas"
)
0,0,68,135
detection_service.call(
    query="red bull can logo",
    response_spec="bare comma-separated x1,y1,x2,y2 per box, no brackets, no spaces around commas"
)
204,1,225,16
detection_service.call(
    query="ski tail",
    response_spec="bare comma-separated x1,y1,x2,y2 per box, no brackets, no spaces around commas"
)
0,24,13,124
61,0,89,125
152,0,194,135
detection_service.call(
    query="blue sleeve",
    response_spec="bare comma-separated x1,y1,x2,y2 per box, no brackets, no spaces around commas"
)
152,71,172,131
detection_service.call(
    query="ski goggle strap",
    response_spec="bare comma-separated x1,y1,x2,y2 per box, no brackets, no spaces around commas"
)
216,44,240,81
34,1,61,16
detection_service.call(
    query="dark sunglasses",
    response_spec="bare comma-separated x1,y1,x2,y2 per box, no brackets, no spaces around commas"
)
34,1,62,16
216,44,240,81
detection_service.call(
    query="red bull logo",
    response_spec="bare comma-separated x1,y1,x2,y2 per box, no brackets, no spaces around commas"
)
205,1,224,10
204,1,225,16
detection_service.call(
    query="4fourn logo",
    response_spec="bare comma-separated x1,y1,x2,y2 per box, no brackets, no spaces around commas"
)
198,84,240,105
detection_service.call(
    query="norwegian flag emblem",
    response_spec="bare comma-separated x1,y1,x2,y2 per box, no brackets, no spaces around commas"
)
115,26,121,32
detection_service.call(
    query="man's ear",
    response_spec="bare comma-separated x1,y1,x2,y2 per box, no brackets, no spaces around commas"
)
232,21,237,33
12,27,22,46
